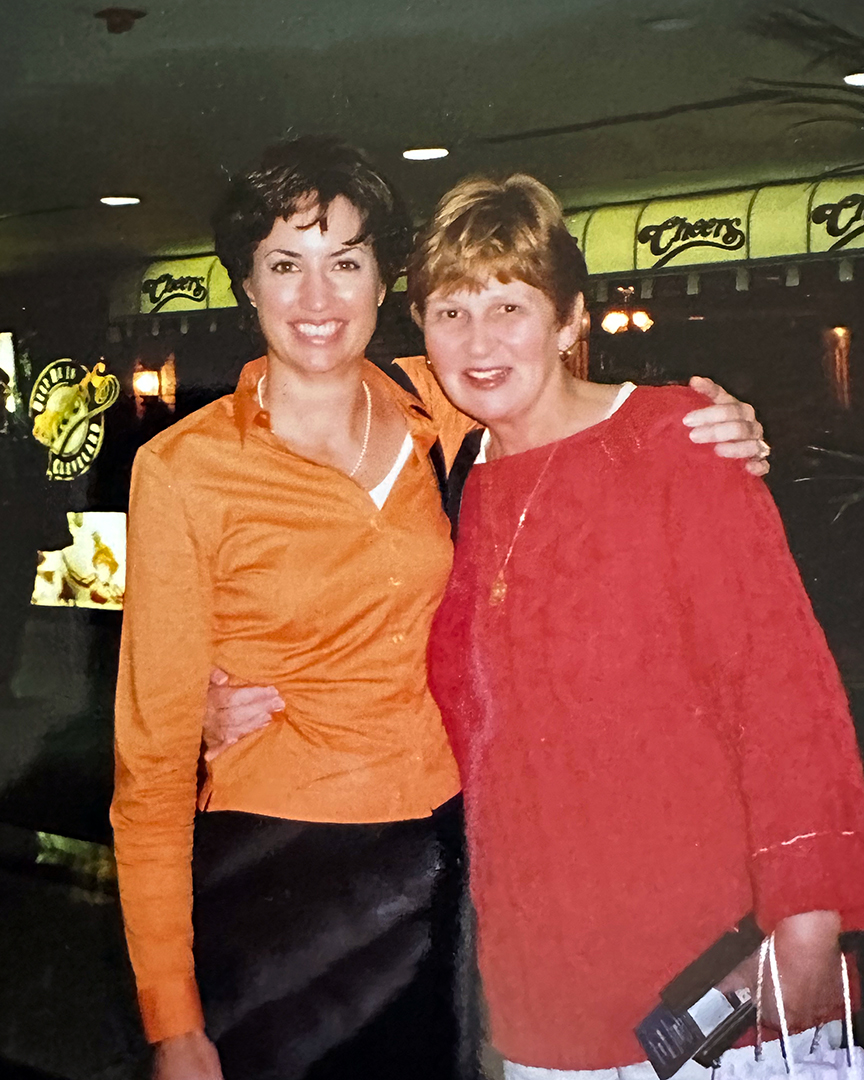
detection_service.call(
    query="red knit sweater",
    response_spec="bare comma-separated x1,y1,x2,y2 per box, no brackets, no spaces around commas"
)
427,385,864,1071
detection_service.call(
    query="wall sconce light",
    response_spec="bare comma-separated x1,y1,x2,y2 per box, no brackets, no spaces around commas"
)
823,327,852,409
132,369,160,397
600,287,654,334
600,310,630,335
630,309,655,332
133,356,176,415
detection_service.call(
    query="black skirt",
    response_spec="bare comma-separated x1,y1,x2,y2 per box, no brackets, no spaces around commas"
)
192,795,479,1080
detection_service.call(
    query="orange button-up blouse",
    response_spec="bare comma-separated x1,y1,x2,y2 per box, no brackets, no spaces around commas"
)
111,356,470,1043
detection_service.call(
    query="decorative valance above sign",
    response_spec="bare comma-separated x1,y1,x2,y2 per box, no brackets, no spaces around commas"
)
566,175,864,275
112,177,864,315
138,255,236,314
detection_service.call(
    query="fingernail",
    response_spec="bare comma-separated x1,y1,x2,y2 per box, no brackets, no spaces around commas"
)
681,413,698,426
275,698,285,711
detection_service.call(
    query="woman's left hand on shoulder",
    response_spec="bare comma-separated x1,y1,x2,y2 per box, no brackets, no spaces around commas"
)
682,376,771,477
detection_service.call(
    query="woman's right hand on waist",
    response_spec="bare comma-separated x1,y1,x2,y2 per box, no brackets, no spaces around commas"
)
203,667,284,762
154,1031,223,1080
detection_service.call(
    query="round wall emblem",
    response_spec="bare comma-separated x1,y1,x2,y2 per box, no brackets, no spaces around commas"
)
29,360,120,480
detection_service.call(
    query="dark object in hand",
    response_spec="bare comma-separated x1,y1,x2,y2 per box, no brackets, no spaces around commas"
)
636,915,764,1079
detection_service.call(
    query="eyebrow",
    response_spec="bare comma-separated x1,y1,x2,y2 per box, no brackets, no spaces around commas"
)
265,244,364,259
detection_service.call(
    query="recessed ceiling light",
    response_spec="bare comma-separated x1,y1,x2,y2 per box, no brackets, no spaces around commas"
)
646,17,695,31
95,8,147,35
100,196,141,206
844,72,864,87
402,147,449,161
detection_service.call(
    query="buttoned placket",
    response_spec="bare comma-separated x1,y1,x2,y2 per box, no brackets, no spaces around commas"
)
255,409,436,646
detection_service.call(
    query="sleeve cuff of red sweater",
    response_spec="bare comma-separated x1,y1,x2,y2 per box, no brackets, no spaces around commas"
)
139,977,206,1043
752,830,864,933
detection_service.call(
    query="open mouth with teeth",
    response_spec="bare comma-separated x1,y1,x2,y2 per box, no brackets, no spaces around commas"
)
292,320,343,341
463,367,511,389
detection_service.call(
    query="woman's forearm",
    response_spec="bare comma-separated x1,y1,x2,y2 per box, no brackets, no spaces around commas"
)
718,910,842,1032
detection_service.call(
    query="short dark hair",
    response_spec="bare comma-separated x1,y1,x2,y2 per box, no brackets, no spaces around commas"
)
408,173,588,326
213,136,413,312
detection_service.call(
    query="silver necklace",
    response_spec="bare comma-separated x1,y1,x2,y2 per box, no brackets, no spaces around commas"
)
256,374,372,478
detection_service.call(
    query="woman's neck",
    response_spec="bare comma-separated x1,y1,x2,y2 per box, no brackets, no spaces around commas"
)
262,354,368,451
485,373,621,460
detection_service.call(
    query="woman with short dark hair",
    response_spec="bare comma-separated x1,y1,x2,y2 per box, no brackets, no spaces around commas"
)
214,137,412,307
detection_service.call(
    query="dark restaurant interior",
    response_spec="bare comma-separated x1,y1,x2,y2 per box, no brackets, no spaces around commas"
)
2,2,864,1078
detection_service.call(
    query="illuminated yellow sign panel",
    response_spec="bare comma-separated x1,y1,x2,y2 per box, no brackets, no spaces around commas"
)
809,180,864,254
564,210,592,251
565,175,864,274
635,192,753,270
139,256,237,314
584,205,645,276
29,360,120,480
748,184,811,261
32,512,126,611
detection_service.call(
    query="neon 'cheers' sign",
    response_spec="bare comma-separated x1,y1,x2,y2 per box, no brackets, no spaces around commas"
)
141,273,207,312
637,216,746,268
811,194,864,251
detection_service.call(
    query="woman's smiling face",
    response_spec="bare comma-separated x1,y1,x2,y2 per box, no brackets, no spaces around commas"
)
422,276,581,428
244,195,385,378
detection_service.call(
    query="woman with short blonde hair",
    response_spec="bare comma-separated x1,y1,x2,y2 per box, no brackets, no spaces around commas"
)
417,173,864,1080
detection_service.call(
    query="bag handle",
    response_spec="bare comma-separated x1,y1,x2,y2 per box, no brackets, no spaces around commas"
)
842,946,855,1068
755,932,855,1073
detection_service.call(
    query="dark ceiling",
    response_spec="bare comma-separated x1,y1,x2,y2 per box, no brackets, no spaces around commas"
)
3,0,864,275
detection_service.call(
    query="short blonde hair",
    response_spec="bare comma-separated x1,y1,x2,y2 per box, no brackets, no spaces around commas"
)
407,174,588,325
